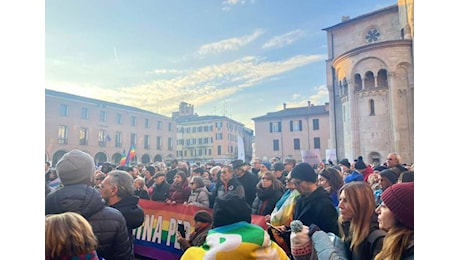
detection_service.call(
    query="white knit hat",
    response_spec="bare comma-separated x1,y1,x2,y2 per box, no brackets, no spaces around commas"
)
290,220,312,259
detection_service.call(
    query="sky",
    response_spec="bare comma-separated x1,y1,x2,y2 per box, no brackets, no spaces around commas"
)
45,0,397,130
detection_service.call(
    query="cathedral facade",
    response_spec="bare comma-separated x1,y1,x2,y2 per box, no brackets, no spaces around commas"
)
323,0,414,165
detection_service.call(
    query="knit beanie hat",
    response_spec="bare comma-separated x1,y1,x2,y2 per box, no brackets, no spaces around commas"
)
379,169,399,185
290,220,312,259
338,158,351,169
291,163,317,183
56,150,95,186
354,156,367,170
381,182,414,229
212,193,251,227
261,161,271,170
194,210,213,224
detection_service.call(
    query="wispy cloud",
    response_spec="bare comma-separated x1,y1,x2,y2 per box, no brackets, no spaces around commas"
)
285,84,329,109
197,30,264,56
262,29,305,49
46,53,326,117
221,0,255,11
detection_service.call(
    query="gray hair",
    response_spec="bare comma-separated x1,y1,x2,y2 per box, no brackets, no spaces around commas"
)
108,170,134,198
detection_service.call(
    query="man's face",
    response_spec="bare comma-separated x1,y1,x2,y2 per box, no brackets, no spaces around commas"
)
386,154,398,167
252,160,261,170
98,176,115,204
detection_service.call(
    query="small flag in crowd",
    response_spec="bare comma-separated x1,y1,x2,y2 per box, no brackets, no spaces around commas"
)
120,149,127,166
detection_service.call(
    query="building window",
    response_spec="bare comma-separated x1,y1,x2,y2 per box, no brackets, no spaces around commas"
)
60,104,68,117
217,145,222,155
157,120,162,130
98,130,106,147
143,135,150,149
168,122,173,131
313,119,320,130
116,113,122,124
290,120,302,132
115,132,122,148
156,136,162,150
293,138,300,150
168,137,173,151
377,69,388,87
99,111,107,122
369,99,376,116
81,107,88,119
273,139,279,151
270,122,282,133
145,118,150,129
354,73,362,91
216,122,223,129
58,125,68,144
79,128,88,145
314,137,321,149
131,116,137,127
216,133,223,140
364,71,375,89
130,133,137,148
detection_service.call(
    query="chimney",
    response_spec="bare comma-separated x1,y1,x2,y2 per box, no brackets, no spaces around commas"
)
342,16,350,22
283,103,286,110
307,100,311,107
325,102,329,112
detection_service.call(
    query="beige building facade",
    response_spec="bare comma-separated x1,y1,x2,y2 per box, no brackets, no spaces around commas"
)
174,102,254,164
45,89,177,166
252,102,331,164
323,1,414,165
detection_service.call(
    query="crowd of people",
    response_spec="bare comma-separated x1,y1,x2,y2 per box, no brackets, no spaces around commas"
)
45,150,414,259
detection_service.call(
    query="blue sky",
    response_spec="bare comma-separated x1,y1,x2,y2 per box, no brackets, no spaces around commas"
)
45,0,396,130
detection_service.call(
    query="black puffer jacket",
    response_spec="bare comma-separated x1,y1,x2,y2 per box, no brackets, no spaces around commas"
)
45,184,132,260
111,195,144,248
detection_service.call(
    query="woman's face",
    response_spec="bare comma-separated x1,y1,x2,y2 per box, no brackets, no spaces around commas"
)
261,175,273,188
338,190,353,221
317,175,330,188
375,202,397,231
174,174,183,183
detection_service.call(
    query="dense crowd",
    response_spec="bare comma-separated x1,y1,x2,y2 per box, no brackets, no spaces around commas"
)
45,151,414,260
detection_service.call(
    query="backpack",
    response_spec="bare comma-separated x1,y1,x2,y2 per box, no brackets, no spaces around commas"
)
367,229,386,254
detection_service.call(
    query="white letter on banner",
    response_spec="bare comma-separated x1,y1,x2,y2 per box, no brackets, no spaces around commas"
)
152,215,163,244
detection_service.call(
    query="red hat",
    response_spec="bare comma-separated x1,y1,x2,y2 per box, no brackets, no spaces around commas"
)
381,182,414,229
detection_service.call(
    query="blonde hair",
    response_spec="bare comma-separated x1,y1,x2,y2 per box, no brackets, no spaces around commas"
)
338,182,375,252
374,225,413,259
45,212,98,259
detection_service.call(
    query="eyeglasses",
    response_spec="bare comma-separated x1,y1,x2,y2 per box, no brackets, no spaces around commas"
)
261,177,271,181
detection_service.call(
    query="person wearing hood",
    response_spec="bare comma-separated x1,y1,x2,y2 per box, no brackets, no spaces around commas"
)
45,149,132,260
181,193,289,259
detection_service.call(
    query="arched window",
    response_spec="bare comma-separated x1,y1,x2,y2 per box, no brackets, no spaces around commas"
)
354,73,362,91
339,80,343,96
369,99,375,116
377,69,388,87
343,78,348,96
364,71,375,88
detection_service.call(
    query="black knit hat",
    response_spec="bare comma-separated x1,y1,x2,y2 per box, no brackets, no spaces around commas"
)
380,169,399,185
354,156,367,170
212,193,251,227
194,210,213,223
290,162,317,183
338,158,351,169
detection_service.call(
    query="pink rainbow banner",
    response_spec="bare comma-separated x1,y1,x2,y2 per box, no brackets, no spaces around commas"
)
133,199,267,260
